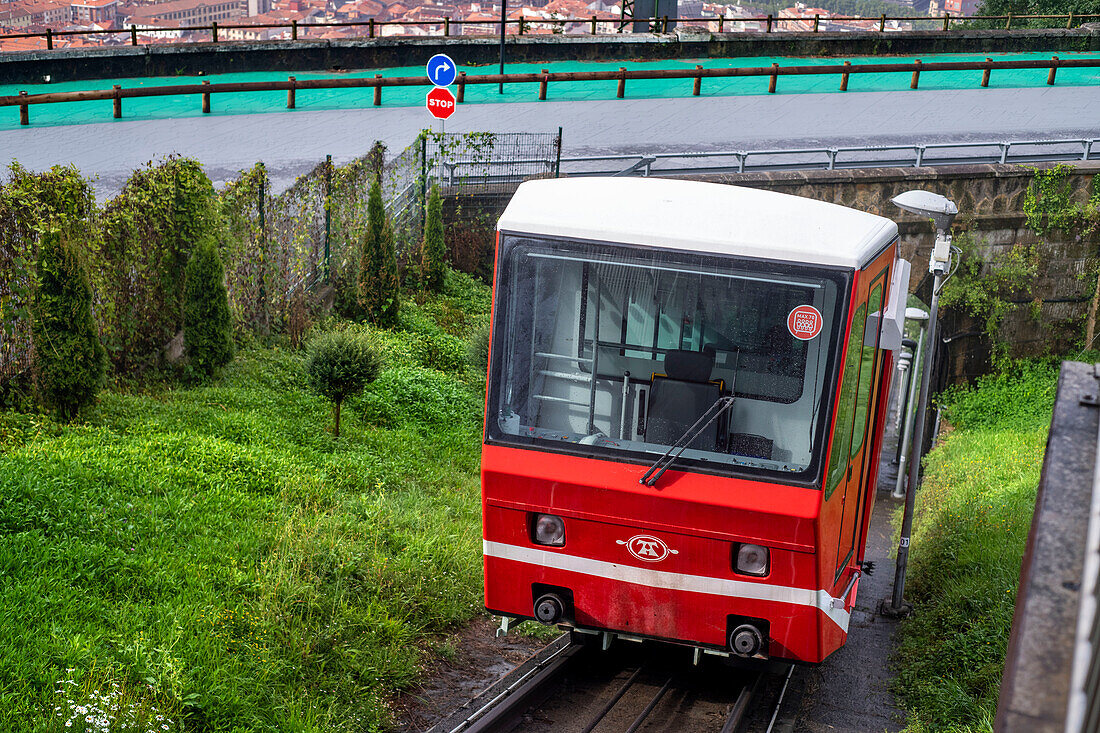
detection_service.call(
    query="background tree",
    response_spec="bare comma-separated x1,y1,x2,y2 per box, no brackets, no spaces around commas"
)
357,179,400,326
306,330,381,437
31,228,107,421
184,237,235,377
421,184,446,292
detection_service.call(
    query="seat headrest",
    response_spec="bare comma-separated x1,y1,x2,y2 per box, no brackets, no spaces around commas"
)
663,349,714,382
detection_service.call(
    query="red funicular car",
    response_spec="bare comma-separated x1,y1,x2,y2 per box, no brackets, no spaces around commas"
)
481,177,909,664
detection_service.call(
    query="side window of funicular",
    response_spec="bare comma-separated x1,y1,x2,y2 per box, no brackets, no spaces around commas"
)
491,236,843,479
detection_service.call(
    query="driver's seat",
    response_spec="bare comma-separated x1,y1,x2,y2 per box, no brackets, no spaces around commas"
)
645,349,721,451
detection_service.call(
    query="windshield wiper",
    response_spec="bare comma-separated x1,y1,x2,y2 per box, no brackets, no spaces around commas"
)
639,395,736,487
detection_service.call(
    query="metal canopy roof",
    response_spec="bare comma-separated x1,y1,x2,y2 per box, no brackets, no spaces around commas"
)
497,177,899,269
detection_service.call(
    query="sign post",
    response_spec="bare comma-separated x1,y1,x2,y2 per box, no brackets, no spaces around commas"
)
425,54,457,186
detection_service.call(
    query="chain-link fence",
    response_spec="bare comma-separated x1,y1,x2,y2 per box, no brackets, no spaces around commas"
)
0,130,562,386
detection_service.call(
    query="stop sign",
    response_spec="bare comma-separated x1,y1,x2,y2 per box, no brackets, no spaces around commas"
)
426,86,456,120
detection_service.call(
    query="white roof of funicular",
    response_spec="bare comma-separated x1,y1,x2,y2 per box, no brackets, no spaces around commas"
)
497,177,899,269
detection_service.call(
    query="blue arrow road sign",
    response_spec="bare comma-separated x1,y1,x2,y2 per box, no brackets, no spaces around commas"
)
426,54,457,87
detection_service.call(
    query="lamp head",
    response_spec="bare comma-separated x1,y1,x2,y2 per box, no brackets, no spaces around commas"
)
891,190,959,232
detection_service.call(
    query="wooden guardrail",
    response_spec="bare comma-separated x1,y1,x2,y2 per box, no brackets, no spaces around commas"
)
1,55,1095,125
4,12,1100,50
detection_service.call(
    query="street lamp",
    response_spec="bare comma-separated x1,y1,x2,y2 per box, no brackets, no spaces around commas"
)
883,190,958,617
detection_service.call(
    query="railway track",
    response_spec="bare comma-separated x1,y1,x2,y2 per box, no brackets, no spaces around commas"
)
430,634,799,733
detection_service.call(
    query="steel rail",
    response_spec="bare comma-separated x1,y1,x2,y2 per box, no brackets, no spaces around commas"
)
720,673,763,733
446,635,582,733
765,665,795,733
1,56,1096,111
578,666,644,733
624,675,675,733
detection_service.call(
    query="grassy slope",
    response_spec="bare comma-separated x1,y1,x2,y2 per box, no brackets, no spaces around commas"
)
0,272,491,732
892,360,1060,732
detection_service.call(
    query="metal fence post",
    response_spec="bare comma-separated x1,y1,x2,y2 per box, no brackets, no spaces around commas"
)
554,126,563,178
324,154,332,281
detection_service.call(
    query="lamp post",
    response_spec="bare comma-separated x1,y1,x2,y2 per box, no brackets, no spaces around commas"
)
893,307,929,500
883,190,958,617
499,0,506,94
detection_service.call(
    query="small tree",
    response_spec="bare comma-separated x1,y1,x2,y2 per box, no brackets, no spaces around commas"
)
306,330,381,437
357,178,400,327
32,229,107,421
184,237,234,377
421,183,446,292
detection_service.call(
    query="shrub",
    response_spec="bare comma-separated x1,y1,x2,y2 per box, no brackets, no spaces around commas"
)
31,229,107,421
357,178,400,327
184,237,234,377
306,330,382,437
421,184,446,292
467,321,490,371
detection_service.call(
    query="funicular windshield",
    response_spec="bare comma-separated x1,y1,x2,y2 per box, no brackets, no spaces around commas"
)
487,234,848,484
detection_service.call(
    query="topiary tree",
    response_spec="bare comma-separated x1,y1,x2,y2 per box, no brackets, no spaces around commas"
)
31,228,107,422
306,329,381,437
184,237,234,378
420,183,446,293
357,178,400,327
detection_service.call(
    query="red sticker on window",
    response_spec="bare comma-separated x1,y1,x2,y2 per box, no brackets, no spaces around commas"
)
787,305,823,341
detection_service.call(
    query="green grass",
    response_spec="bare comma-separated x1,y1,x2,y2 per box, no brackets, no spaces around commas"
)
892,358,1061,732
0,270,492,732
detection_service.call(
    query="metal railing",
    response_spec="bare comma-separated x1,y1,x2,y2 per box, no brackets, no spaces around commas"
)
430,137,1098,185
2,56,1096,126
3,12,1100,50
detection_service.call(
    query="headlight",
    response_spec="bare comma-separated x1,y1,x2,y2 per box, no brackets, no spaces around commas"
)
533,513,565,546
734,543,769,576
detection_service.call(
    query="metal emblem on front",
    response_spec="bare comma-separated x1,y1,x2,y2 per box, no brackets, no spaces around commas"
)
617,535,679,563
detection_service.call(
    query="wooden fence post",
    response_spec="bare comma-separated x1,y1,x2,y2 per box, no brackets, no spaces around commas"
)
539,69,548,100
879,13,885,31
202,80,211,112
46,28,53,49
113,84,122,118
617,67,626,98
981,58,991,87
130,24,137,45
910,59,921,89
212,21,218,42
766,13,773,32
457,71,465,102
444,16,450,35
374,74,382,105
1048,56,1058,85
693,64,702,95
942,12,950,31
292,19,298,39
591,15,597,33
769,62,778,93
1005,12,1012,29
19,91,28,125
840,60,850,91
287,76,296,108
369,18,375,37
813,13,819,31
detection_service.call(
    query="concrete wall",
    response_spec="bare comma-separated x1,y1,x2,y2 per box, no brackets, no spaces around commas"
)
2,27,1098,85
696,162,1100,381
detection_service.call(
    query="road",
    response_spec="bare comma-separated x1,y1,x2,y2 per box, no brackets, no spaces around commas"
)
1,84,1097,195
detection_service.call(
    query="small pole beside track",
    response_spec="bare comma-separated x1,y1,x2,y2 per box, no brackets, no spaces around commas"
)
201,80,210,112
287,76,296,108
840,60,850,91
981,57,992,86
112,84,122,118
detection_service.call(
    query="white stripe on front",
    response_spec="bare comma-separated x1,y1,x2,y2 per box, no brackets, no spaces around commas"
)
484,540,851,632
